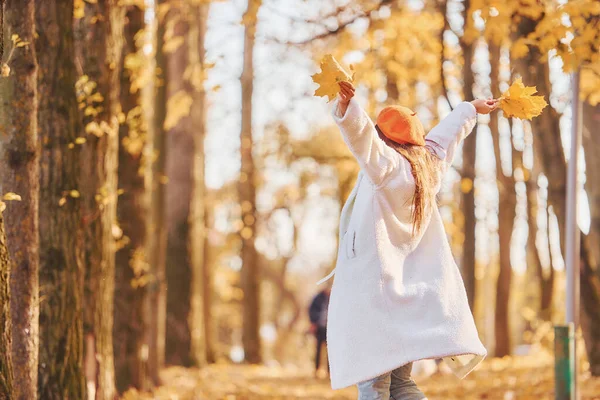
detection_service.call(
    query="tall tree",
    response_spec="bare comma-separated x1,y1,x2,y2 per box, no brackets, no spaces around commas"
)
189,2,211,367
459,0,477,311
164,0,212,367
0,1,39,398
239,0,262,364
0,208,13,400
489,44,516,357
512,15,566,255
76,1,125,398
35,0,86,398
581,101,600,375
114,3,149,392
511,11,563,342
147,0,168,383
165,11,193,367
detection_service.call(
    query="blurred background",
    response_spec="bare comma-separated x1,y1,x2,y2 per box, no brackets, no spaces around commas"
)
0,0,600,399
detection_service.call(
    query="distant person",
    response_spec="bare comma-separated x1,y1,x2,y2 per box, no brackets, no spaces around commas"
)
308,286,330,377
317,81,498,399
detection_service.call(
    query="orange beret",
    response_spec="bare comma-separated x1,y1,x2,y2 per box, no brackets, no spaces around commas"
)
376,106,425,146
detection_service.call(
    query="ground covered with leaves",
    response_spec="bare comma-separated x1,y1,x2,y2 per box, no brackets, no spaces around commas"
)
125,352,600,400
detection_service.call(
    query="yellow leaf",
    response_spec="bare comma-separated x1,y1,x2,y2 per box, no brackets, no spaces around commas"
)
312,54,353,102
16,41,29,48
1,64,10,77
0,201,5,212
460,178,473,194
68,143,75,149
2,192,22,201
89,92,104,103
240,226,253,239
69,190,80,198
499,78,548,120
10,34,19,44
511,39,530,59
75,137,87,144
58,197,67,207
85,121,104,137
164,90,193,130
163,36,184,54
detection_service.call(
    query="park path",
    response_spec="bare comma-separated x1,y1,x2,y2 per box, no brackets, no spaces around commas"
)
125,352,600,400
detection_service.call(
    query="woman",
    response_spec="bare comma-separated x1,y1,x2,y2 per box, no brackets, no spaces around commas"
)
321,81,498,399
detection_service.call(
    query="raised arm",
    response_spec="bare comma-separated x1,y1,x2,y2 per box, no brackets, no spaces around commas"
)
332,83,400,186
425,99,498,171
424,102,477,169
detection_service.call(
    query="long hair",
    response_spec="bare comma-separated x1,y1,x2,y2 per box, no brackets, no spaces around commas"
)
376,126,441,235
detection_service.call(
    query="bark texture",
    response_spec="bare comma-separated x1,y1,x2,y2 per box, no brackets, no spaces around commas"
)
36,0,85,398
76,1,125,398
239,0,262,364
114,4,148,392
0,2,39,398
0,211,13,400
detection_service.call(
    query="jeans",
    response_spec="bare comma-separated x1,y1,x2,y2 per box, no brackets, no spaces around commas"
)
315,326,328,372
357,363,427,400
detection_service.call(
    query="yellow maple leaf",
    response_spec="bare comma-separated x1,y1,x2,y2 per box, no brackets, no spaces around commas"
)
312,54,353,102
499,78,548,120
2,192,22,201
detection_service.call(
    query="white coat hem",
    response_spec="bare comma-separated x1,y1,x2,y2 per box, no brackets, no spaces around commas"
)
330,351,486,390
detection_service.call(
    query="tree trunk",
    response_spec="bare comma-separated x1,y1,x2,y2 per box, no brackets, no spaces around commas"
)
581,101,600,375
36,1,85,398
165,13,193,368
147,0,168,383
189,3,211,367
489,44,515,357
239,0,262,364
0,1,39,398
0,210,13,400
459,0,477,312
114,4,148,392
76,1,125,399
525,177,553,317
512,16,566,254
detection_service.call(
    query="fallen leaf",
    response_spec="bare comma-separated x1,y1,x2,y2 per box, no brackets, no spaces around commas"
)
312,54,353,102
500,78,548,120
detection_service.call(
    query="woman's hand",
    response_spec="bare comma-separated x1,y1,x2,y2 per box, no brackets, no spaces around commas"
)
338,81,355,104
337,81,355,116
471,98,499,114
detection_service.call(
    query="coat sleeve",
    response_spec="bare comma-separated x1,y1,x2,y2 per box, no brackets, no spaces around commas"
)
425,101,477,171
332,98,401,186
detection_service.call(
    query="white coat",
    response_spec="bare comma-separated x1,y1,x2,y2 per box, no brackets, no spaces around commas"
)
322,98,487,390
